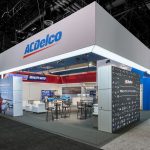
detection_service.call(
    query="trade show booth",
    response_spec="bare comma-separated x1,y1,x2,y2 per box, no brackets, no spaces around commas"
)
0,1,149,146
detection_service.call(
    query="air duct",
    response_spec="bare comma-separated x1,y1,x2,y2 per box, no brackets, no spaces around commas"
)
18,11,46,32
146,2,150,9
18,3,61,32
18,0,73,32
106,0,126,10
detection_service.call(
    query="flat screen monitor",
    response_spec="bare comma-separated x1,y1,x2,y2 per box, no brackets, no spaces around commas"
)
41,90,54,100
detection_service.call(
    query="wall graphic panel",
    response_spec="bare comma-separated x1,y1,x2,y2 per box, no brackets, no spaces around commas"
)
112,67,140,132
0,76,23,116
98,65,140,133
62,87,81,94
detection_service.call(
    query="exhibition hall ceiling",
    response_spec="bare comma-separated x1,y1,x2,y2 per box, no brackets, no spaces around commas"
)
0,0,150,53
21,53,104,75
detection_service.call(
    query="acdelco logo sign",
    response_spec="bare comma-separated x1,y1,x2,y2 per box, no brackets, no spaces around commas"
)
23,31,62,59
125,80,133,84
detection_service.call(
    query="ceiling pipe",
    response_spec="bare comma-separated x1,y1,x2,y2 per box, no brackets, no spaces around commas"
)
18,11,46,32
17,0,83,33
106,0,126,10
18,0,73,32
73,3,82,9
57,0,66,7
70,4,80,11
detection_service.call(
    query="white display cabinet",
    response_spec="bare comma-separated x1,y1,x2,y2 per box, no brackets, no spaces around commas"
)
98,110,112,133
98,89,112,110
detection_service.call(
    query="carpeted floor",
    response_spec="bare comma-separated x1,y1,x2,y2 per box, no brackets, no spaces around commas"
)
101,119,150,150
1,111,149,150
0,117,101,150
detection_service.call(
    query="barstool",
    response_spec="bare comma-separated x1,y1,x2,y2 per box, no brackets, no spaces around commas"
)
54,102,61,119
61,101,71,118
86,102,93,118
45,102,55,121
77,102,85,119
46,107,54,121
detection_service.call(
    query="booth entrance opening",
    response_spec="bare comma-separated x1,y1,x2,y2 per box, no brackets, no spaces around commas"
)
0,51,141,146
5,52,103,124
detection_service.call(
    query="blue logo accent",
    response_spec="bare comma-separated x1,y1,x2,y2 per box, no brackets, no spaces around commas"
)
23,31,62,58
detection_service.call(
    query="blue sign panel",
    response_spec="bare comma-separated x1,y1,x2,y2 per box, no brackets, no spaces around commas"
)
28,75,46,81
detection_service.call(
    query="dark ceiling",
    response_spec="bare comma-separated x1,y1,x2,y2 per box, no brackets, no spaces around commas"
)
0,0,150,54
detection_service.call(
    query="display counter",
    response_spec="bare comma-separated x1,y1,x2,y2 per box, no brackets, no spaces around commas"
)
25,100,46,113
93,104,98,115
92,103,98,128
72,97,93,106
72,97,80,106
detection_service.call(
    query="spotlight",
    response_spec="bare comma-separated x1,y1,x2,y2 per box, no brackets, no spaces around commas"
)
106,59,110,64
57,60,64,64
42,72,45,76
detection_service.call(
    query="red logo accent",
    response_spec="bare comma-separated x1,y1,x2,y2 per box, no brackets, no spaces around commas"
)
23,43,56,59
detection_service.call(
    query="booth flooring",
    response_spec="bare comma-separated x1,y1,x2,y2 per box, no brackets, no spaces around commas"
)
1,111,150,149
0,116,101,150
6,111,119,147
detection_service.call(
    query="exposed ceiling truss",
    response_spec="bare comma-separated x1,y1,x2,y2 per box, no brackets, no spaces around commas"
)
0,0,150,53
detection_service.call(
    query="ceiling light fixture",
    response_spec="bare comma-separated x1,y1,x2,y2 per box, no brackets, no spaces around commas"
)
51,65,95,73
92,45,150,74
1,45,149,75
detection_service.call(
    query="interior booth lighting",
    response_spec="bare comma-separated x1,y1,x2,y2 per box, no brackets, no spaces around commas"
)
0,45,150,75
92,45,150,74
0,45,94,75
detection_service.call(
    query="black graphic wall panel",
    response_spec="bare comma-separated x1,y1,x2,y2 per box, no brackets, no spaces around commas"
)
112,67,140,132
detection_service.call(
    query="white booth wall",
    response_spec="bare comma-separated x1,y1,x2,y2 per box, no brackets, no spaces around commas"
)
23,82,61,107
22,82,96,107
61,82,96,105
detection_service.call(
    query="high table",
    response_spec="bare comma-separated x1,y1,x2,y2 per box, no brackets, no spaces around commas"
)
54,100,62,119
78,101,93,119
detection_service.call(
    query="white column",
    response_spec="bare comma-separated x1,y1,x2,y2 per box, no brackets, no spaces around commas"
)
1,74,4,79
97,63,112,133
